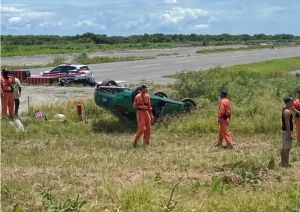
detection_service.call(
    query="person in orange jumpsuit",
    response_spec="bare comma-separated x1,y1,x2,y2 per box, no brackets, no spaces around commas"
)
1,69,15,119
217,90,234,149
133,84,154,147
293,88,300,144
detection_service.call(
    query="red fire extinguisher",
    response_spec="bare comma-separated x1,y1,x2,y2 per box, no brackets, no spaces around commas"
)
77,101,83,117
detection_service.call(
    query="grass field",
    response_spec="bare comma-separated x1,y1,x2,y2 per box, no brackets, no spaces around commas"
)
1,43,177,57
1,57,300,211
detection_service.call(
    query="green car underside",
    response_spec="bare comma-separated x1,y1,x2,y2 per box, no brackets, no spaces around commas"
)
94,87,185,120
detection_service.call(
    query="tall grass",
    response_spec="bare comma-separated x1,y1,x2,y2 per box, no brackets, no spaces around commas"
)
170,57,300,134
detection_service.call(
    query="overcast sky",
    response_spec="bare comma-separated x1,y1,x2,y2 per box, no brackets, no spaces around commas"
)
1,0,299,36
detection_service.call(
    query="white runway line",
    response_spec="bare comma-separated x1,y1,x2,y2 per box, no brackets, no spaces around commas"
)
94,68,113,72
131,63,161,68
176,60,197,63
207,57,223,60
231,55,245,58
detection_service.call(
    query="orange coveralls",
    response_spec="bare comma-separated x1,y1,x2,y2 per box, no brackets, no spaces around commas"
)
218,98,233,147
293,98,300,142
134,92,153,144
0,75,15,118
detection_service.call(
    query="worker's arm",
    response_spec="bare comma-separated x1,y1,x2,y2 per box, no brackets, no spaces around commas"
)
291,106,300,116
146,95,154,123
284,109,293,140
18,80,21,94
218,101,225,122
292,101,300,117
133,95,147,110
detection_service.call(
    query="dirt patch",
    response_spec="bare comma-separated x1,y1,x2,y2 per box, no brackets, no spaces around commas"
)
19,86,95,114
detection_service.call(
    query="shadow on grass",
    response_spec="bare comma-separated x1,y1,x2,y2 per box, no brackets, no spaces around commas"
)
92,117,136,134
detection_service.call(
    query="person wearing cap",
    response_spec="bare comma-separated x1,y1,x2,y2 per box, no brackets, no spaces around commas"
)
133,84,154,147
217,90,234,149
280,96,294,167
11,72,22,117
292,88,300,144
0,69,15,119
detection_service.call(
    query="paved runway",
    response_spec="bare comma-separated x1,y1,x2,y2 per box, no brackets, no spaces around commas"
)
30,47,300,84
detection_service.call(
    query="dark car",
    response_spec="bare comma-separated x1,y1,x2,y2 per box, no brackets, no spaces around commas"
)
94,80,196,121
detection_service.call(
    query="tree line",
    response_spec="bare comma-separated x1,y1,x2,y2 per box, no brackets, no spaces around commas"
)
1,33,299,46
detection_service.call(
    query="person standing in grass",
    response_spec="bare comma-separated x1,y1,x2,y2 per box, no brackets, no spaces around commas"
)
292,88,300,144
11,72,22,117
280,96,294,167
217,90,234,149
0,69,15,119
133,84,154,148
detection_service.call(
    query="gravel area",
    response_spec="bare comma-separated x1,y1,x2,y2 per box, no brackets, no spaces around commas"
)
19,86,95,114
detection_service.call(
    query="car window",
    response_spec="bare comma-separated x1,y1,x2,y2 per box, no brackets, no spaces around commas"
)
50,67,63,73
80,66,89,70
68,66,78,73
59,66,68,73
68,66,77,71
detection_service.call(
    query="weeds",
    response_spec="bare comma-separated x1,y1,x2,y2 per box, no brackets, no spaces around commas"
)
160,183,179,212
34,184,87,211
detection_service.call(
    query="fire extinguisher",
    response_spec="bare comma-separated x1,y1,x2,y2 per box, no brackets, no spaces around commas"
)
77,101,83,117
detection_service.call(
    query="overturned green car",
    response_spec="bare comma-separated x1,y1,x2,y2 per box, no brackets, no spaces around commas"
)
94,80,196,121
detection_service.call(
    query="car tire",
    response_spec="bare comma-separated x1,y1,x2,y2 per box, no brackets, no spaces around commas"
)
154,92,168,98
182,98,196,112
58,79,65,86
100,79,118,86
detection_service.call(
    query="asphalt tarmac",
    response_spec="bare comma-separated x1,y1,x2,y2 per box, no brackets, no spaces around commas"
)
29,46,300,84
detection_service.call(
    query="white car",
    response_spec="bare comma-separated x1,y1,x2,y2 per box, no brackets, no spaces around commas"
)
41,64,92,77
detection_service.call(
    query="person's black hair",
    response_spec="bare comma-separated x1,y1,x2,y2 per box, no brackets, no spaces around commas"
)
284,96,293,104
2,69,9,77
141,84,148,89
220,90,228,98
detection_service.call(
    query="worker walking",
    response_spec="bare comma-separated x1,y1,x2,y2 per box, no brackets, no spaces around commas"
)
12,72,22,117
133,84,154,147
293,88,300,144
217,90,234,149
1,69,15,119
280,96,294,167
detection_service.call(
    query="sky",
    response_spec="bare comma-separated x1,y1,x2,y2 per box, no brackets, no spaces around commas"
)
1,0,299,36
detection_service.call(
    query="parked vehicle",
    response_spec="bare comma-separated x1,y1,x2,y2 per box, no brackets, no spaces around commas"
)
41,64,92,78
94,80,196,121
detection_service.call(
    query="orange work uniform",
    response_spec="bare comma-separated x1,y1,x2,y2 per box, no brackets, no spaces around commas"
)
218,97,233,147
134,92,154,144
0,75,15,118
293,98,300,143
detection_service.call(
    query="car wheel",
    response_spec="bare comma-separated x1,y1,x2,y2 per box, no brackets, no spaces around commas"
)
58,79,65,86
182,98,196,112
100,79,118,86
154,92,168,98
